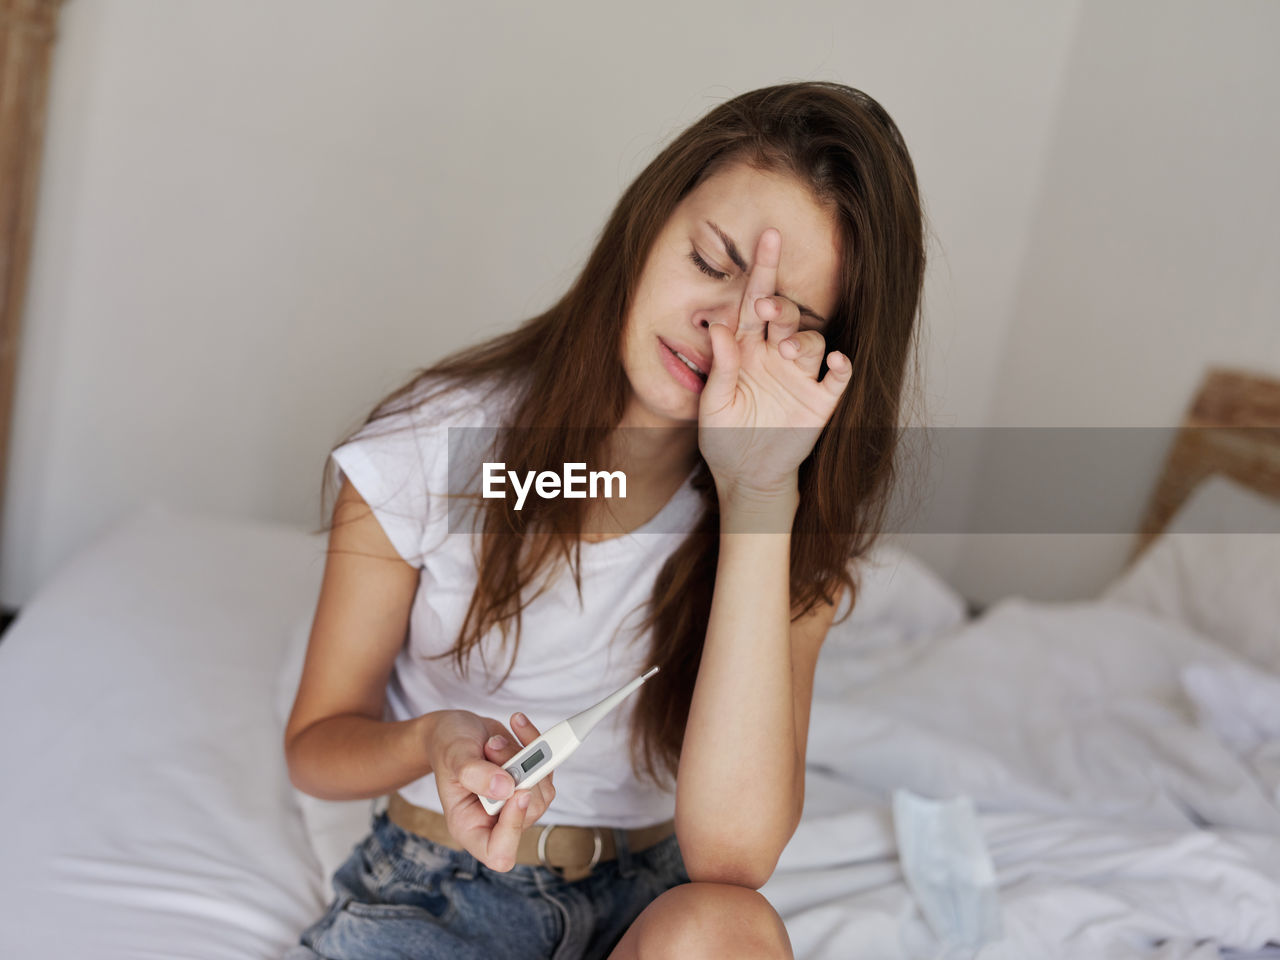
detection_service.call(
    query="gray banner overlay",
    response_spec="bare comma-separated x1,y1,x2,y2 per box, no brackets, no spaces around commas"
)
446,427,1280,535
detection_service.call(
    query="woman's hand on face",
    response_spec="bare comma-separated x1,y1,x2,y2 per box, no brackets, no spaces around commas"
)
698,227,852,501
425,710,555,872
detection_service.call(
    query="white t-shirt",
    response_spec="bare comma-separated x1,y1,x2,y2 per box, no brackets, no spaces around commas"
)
328,376,702,828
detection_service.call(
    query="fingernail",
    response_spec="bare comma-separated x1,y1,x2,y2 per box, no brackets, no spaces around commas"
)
517,792,531,811
489,774,510,798
488,735,507,750
514,712,528,727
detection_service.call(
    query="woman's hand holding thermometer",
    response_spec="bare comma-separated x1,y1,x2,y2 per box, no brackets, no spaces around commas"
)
477,667,661,815
423,709,557,873
420,668,658,873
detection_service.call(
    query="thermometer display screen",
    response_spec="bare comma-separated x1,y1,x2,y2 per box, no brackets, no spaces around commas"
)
521,749,545,773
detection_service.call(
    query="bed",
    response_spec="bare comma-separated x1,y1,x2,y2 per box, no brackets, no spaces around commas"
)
2,368,1279,959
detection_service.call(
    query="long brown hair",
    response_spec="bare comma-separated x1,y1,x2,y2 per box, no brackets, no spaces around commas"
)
316,81,928,787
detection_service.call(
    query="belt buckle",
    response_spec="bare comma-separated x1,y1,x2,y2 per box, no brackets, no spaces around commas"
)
537,823,603,880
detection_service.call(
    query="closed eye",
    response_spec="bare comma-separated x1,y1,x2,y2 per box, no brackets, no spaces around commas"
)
687,248,730,281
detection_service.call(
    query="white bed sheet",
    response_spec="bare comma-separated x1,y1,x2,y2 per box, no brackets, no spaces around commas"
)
3,503,1279,959
765,596,1280,959
0,503,330,959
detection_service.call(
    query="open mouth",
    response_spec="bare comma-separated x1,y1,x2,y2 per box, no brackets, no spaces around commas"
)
669,346,707,382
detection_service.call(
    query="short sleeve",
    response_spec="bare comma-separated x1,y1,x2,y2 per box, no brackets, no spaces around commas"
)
328,413,440,569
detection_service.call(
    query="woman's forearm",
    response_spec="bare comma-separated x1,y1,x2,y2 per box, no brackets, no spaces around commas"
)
675,485,802,887
285,711,440,802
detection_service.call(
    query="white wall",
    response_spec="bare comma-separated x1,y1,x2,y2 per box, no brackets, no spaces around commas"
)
943,0,1280,606
7,1,1272,610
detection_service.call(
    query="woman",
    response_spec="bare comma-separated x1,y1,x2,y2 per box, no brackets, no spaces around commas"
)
284,80,925,959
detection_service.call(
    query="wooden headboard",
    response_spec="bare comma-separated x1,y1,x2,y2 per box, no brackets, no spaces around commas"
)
0,0,67,569
1131,367,1280,561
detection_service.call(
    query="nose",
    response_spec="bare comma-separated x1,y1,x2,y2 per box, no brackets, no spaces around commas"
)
692,295,740,334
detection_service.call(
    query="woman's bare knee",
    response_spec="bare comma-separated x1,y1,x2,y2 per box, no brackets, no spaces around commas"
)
608,881,793,960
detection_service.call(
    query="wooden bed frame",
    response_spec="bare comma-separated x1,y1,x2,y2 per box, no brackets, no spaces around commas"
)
1131,367,1280,561
0,0,66,569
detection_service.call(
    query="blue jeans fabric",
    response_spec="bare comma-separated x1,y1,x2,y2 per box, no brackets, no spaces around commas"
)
284,809,690,960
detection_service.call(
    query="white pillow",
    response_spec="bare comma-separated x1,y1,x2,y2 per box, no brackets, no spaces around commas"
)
1103,474,1280,674
273,616,378,882
814,543,970,696
839,541,969,635
1181,659,1280,755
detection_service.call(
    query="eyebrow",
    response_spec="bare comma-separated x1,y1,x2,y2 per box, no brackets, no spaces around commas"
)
706,220,828,326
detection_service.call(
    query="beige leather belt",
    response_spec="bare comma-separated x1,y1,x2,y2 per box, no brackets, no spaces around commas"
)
386,791,675,883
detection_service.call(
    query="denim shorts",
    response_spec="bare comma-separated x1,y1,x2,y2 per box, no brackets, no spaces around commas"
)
283,808,690,960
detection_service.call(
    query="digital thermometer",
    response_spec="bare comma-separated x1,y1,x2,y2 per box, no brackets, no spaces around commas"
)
478,666,660,815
